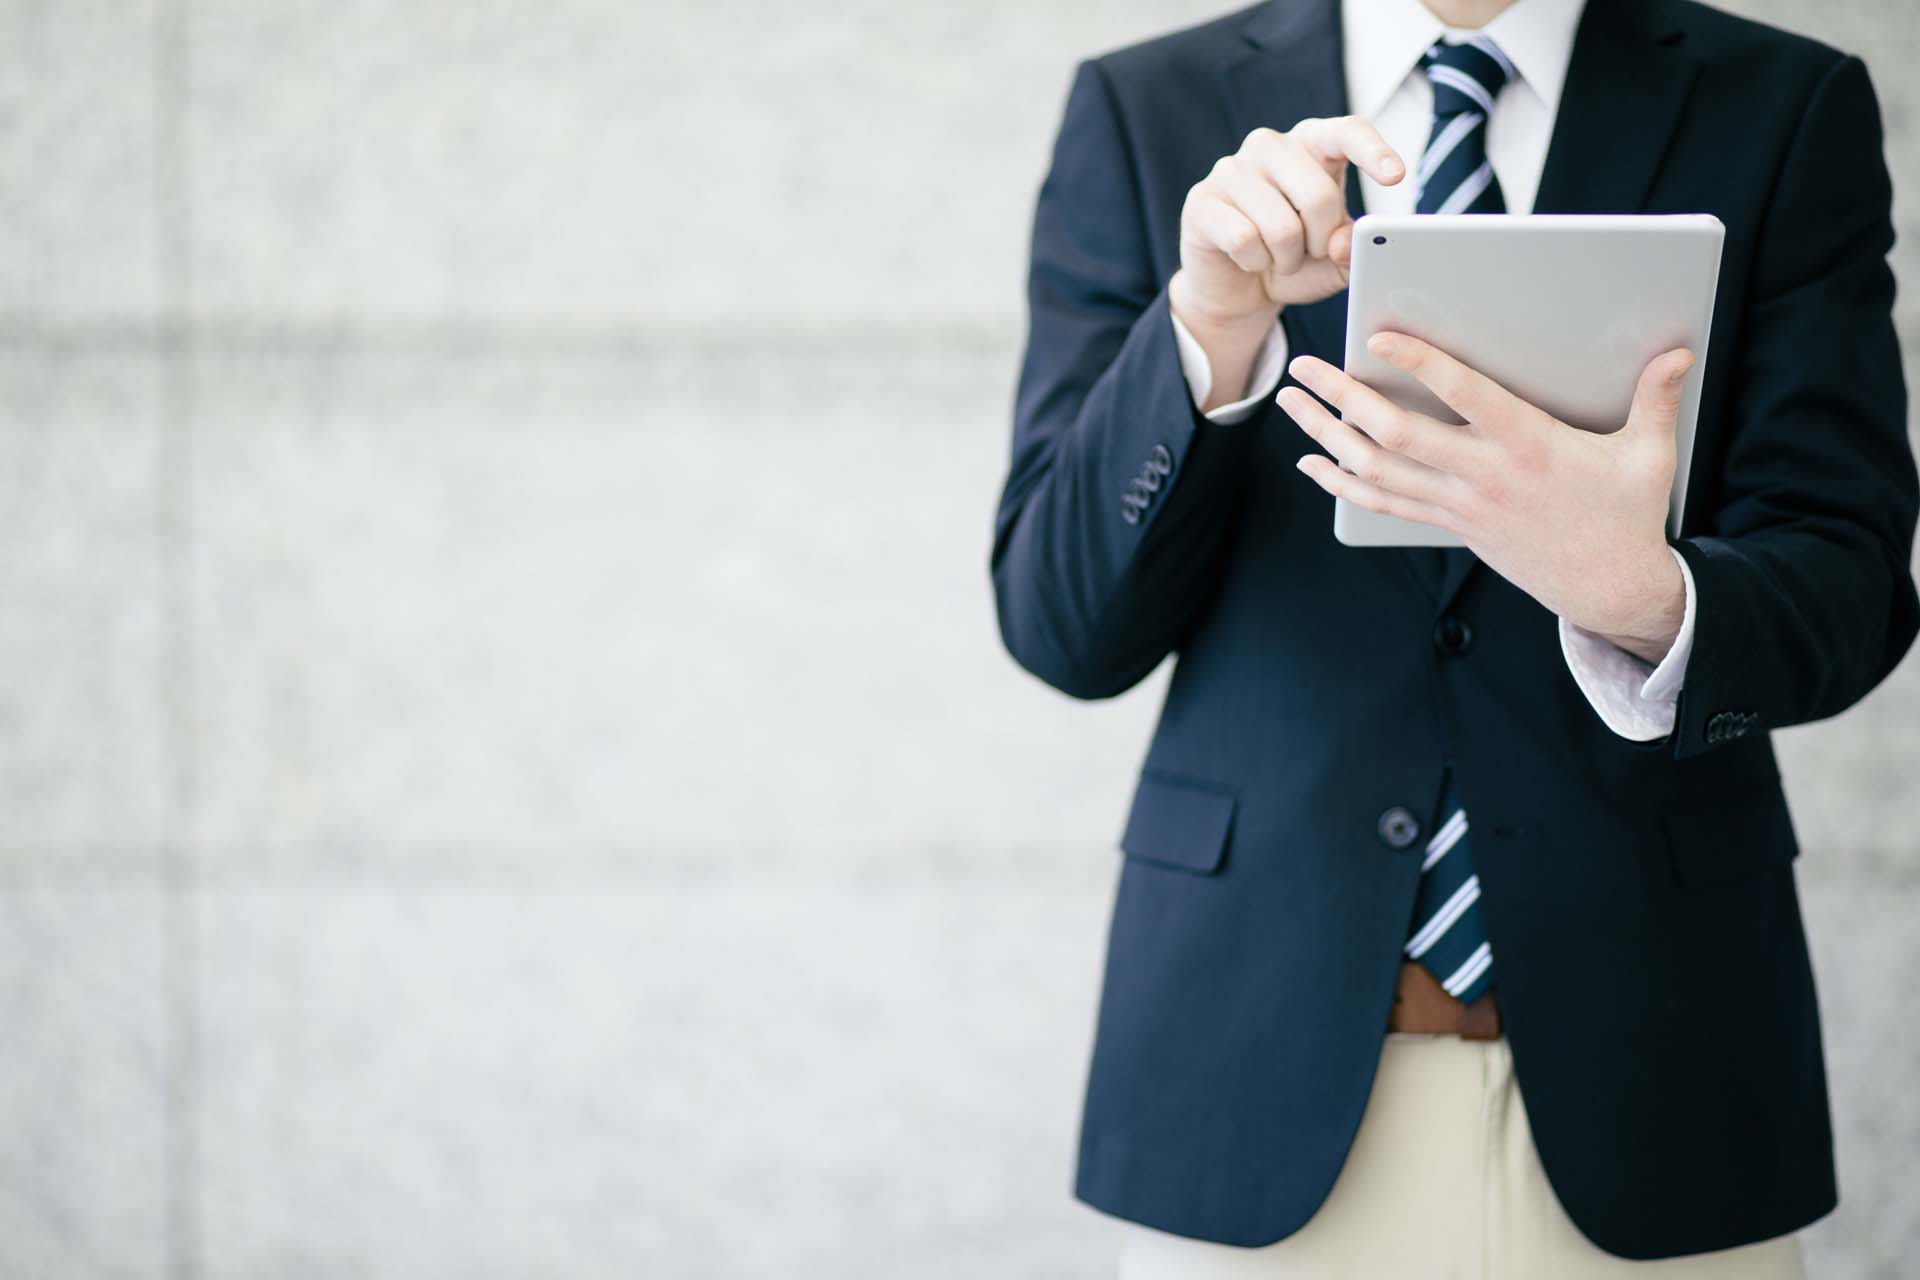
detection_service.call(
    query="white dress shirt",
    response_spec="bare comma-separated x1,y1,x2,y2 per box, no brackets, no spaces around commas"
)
1170,0,1695,741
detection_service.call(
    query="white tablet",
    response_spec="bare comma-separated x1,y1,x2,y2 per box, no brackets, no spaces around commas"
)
1334,213,1725,547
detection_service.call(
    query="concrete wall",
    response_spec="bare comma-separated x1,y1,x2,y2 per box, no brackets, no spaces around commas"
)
1,1,1914,1276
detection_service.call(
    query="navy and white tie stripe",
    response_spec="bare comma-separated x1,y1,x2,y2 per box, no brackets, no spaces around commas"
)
1405,772,1494,1004
1394,37,1511,1009
1414,36,1514,216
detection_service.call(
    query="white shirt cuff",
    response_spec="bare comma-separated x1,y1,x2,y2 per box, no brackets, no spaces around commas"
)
1557,547,1698,742
1170,313,1289,424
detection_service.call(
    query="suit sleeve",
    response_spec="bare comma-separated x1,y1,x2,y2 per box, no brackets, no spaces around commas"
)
1669,54,1920,759
990,60,1267,700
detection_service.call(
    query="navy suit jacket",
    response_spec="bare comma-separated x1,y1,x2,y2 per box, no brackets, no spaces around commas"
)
991,0,1918,1260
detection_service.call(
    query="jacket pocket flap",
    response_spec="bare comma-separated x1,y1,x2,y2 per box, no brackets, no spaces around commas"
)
1663,779,1798,888
1120,773,1237,875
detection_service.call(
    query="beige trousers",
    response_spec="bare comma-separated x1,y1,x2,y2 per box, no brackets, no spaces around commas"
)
1118,1033,1805,1280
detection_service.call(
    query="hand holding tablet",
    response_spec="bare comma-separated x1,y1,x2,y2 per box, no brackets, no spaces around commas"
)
1276,213,1725,661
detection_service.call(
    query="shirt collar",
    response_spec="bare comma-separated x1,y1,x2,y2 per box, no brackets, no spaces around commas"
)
1340,0,1589,119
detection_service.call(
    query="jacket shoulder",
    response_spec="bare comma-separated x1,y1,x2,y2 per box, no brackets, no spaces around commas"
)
1083,2,1267,89
1661,0,1854,88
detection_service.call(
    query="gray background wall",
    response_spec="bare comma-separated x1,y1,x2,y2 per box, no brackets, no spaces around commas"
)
1,1,1914,1276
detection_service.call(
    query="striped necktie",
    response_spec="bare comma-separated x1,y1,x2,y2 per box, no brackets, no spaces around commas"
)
1406,771,1492,1004
1404,36,1512,588
1400,37,1512,1009
1414,36,1513,216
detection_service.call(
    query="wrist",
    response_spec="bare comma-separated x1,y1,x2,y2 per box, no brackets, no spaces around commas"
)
1589,543,1686,665
1170,272,1282,412
1169,271,1281,344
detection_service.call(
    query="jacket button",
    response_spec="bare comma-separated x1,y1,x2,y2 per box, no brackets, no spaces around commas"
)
1377,806,1421,850
1433,615,1473,656
1149,444,1173,475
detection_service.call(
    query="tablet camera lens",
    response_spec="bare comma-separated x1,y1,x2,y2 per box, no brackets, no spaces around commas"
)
1373,235,1387,245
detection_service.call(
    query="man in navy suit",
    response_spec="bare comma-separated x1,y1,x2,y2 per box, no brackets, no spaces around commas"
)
991,0,1917,1273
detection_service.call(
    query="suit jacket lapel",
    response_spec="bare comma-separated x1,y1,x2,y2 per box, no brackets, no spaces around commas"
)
1530,0,1698,219
1433,0,1699,615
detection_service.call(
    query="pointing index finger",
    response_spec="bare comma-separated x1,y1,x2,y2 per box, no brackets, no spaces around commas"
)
1295,115,1405,186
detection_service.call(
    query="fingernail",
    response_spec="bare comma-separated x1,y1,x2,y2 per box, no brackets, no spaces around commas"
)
1668,356,1695,384
1295,457,1312,473
1381,153,1402,174
1367,334,1397,356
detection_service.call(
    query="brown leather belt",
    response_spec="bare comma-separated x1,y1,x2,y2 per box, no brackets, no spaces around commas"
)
1387,960,1502,1041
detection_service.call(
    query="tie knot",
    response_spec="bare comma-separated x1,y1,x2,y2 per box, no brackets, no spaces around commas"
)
1422,36,1513,119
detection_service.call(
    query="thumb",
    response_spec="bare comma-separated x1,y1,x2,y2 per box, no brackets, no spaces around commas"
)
1625,348,1696,437
1329,221,1354,279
